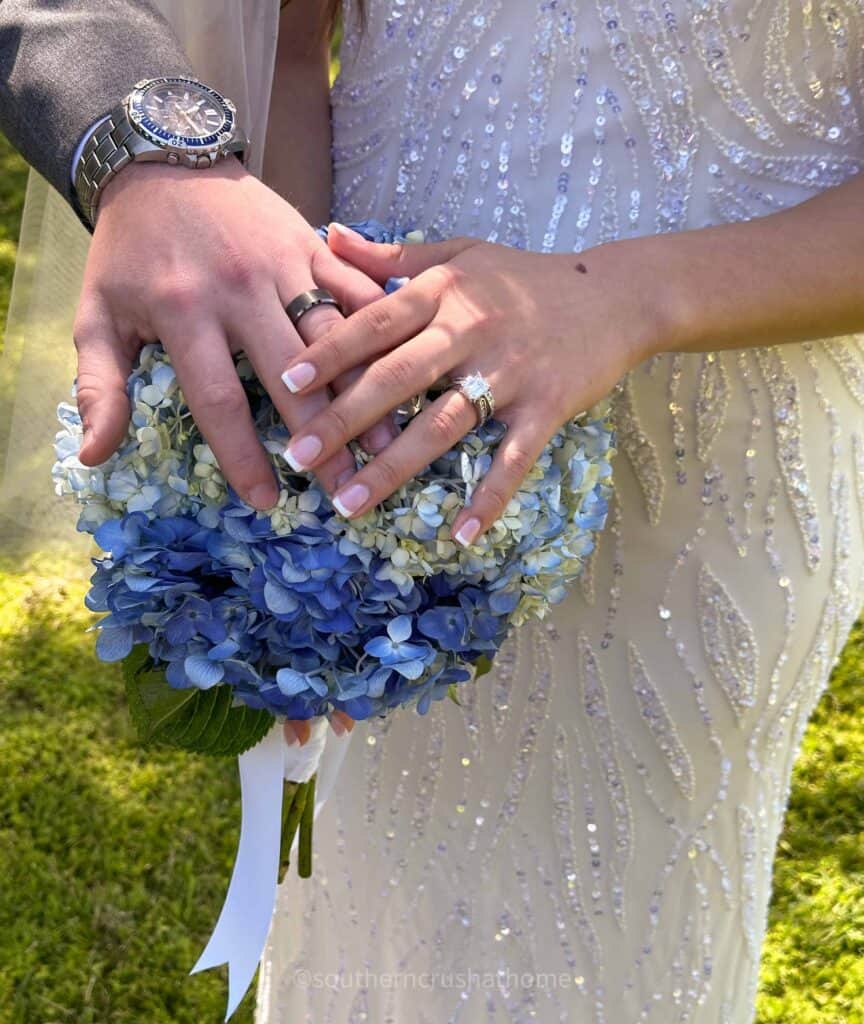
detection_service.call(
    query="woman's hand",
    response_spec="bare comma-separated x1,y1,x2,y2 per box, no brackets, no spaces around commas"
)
279,225,673,544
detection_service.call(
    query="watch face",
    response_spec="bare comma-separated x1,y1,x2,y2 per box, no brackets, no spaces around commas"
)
129,77,235,150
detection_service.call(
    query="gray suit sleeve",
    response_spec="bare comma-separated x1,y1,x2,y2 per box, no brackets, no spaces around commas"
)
0,0,194,208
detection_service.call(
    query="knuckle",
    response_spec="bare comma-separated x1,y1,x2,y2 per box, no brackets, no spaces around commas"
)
72,307,103,351
477,479,511,516
74,376,100,410
193,380,247,419
428,404,465,443
422,264,456,300
218,249,263,292
360,302,393,337
321,402,352,443
369,456,402,493
472,305,503,337
371,355,414,394
501,442,537,479
153,278,205,313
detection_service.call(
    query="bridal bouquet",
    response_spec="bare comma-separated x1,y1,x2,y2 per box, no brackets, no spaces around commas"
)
52,221,615,1018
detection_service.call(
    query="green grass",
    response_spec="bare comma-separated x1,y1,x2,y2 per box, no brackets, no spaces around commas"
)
757,628,864,1023
0,570,257,1024
0,133,862,1024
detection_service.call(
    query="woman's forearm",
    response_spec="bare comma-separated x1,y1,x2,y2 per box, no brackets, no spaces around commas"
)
262,1,334,224
267,166,864,531
620,173,864,357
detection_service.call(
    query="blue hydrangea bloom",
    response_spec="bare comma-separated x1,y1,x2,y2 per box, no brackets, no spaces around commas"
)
54,221,616,722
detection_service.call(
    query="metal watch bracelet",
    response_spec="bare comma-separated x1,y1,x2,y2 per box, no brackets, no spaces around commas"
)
72,104,246,231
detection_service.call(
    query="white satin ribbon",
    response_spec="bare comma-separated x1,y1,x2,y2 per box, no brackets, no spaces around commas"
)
190,716,352,1021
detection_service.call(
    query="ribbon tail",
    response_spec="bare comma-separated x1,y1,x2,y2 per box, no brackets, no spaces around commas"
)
189,721,286,1022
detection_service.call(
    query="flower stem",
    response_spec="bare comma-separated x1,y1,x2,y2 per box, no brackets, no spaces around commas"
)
298,775,316,878
278,779,309,883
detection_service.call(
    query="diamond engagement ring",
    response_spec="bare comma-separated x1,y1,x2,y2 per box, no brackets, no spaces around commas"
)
451,372,496,427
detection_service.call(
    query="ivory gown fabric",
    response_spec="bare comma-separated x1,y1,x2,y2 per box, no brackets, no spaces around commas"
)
256,2,864,1021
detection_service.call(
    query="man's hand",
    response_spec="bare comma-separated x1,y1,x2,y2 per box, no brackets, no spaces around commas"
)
73,157,391,506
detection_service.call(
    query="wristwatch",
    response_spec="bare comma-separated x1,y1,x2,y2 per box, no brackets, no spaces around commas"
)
73,75,249,230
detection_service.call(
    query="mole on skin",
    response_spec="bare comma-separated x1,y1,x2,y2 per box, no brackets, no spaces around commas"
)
575,262,588,274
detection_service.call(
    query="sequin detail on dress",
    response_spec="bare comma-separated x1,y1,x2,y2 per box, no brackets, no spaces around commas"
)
696,353,730,464
612,373,665,526
628,641,696,800
755,346,821,572
257,3,864,1023
698,563,759,721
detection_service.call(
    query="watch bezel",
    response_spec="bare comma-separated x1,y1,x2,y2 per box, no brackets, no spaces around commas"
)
126,76,237,154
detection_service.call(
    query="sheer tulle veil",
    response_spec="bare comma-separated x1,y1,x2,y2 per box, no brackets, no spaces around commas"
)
0,0,280,564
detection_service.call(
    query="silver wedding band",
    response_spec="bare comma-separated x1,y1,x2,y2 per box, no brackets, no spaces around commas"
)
285,288,343,328
450,371,496,428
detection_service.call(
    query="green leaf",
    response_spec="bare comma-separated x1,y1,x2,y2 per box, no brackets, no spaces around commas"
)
473,655,494,680
122,646,275,757
447,656,497,705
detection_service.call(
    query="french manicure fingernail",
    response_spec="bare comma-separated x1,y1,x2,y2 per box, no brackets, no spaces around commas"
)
330,717,346,737
284,434,322,470
281,362,316,393
454,517,482,547
328,221,353,239
284,722,299,746
333,482,370,517
248,483,277,509
366,421,395,453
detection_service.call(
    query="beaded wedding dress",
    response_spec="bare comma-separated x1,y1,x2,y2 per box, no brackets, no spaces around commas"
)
256,3,864,1021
